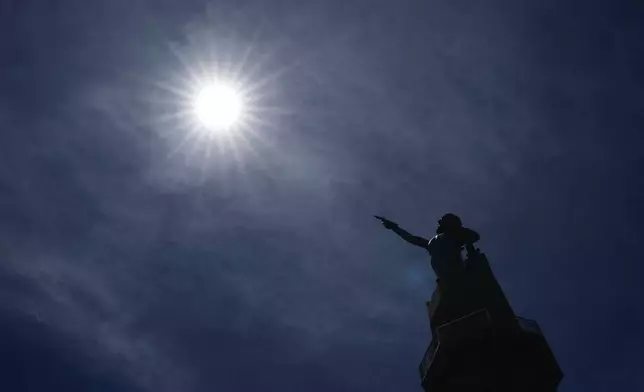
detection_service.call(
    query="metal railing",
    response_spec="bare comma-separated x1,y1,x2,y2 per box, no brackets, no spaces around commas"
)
418,339,438,380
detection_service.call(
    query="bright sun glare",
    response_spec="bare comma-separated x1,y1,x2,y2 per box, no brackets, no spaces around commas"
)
151,37,285,175
194,82,243,130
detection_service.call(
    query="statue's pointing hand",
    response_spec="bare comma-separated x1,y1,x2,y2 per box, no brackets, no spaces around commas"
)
374,215,398,230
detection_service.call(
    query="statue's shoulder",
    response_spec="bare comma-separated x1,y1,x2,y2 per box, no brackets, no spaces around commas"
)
427,234,442,250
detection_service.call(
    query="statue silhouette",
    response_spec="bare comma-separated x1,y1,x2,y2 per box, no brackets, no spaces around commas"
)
375,213,479,282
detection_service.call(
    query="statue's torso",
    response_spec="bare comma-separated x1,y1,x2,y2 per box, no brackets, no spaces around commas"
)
427,233,465,280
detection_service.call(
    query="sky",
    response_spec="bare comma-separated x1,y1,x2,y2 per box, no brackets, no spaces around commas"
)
0,0,643,391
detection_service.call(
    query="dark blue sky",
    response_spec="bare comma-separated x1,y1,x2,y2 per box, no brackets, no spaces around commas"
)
1,0,643,391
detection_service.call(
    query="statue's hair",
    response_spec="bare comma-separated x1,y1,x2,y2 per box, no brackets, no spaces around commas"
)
436,213,463,234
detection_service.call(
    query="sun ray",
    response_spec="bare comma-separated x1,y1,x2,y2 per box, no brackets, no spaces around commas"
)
237,25,264,81
153,80,193,101
167,41,203,88
140,109,195,132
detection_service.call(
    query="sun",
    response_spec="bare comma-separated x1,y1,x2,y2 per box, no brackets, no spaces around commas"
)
194,81,244,130
147,33,290,180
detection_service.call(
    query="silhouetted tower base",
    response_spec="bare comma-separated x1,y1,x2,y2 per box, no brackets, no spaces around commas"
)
419,249,563,392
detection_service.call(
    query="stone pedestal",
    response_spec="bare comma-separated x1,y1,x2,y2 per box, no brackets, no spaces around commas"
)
419,251,563,392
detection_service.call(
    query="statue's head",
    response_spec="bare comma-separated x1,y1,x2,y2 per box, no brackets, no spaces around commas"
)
436,213,462,234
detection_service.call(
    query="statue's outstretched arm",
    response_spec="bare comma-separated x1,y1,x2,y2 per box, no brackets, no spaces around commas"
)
374,215,428,248
390,226,429,248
